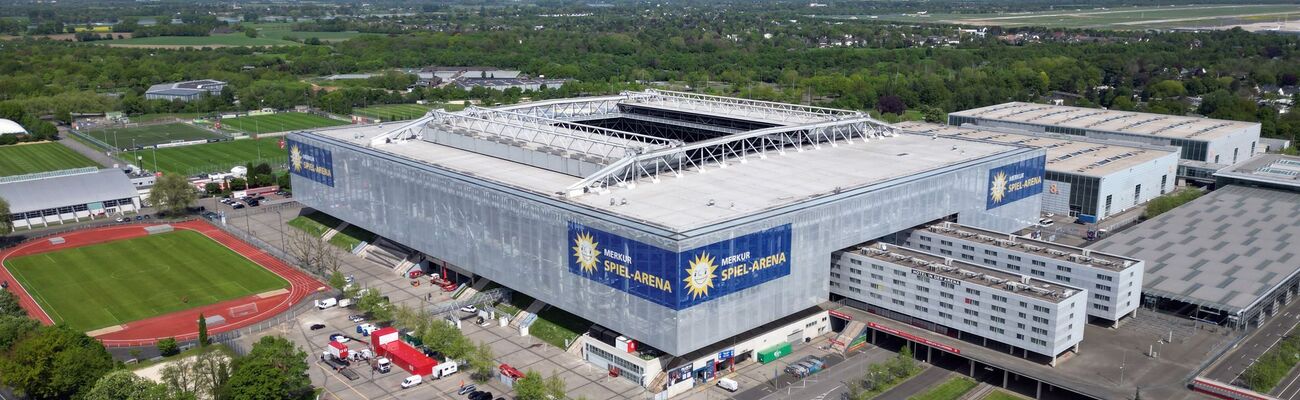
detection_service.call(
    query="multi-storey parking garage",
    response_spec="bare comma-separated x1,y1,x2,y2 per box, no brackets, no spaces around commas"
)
289,90,1047,360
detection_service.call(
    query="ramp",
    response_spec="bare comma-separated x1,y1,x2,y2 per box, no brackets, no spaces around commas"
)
830,320,866,353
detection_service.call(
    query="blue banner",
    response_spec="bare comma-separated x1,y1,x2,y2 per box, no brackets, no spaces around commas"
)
288,139,335,187
568,223,792,310
986,155,1045,210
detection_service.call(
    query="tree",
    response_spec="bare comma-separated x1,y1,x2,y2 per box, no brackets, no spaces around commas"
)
86,370,187,400
469,342,496,382
329,269,348,292
876,95,906,115
356,288,393,322
150,174,197,216
243,26,258,38
204,182,222,195
0,315,39,351
514,371,548,400
544,371,567,399
0,196,11,236
0,289,24,318
0,325,115,399
286,229,343,276
162,349,229,399
221,336,311,400
197,313,208,347
157,337,180,356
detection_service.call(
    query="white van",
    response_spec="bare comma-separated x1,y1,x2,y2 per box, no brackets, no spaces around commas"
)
400,375,422,389
716,378,739,392
316,298,338,309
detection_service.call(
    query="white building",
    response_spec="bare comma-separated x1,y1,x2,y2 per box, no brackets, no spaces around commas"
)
899,122,1181,221
948,102,1261,165
0,168,141,229
0,119,26,136
831,242,1087,365
899,222,1144,324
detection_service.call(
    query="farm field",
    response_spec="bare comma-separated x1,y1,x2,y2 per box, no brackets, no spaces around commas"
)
81,123,224,149
219,113,348,134
869,4,1300,30
102,33,300,48
250,23,369,42
0,142,101,177
352,103,437,121
131,138,287,176
4,230,288,332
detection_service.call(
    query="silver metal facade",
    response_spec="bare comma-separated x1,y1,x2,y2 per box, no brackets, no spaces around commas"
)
290,132,1043,356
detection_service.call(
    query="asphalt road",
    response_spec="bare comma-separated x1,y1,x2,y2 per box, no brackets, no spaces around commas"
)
1205,297,1300,386
730,346,899,400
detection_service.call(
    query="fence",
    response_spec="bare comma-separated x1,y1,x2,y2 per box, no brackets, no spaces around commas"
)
0,217,196,249
104,291,325,351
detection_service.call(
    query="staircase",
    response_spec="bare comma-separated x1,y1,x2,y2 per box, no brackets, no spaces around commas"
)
321,222,348,241
648,371,668,392
511,299,547,328
391,253,423,276
362,237,413,270
830,320,867,353
456,278,491,300
959,383,996,400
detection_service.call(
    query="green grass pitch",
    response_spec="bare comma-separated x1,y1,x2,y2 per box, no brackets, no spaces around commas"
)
4,230,288,332
0,142,101,177
132,138,287,175
352,103,437,121
219,113,348,135
82,123,224,149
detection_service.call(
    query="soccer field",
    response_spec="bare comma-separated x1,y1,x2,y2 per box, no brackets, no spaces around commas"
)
219,113,348,135
352,103,437,121
132,138,287,175
0,142,101,177
82,123,224,149
4,230,288,332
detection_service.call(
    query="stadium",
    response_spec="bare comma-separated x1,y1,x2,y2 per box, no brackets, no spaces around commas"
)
288,89,1048,360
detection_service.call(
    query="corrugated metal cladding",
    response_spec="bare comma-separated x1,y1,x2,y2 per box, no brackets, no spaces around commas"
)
289,132,1043,356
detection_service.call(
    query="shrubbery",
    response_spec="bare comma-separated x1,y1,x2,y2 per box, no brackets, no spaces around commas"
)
1243,334,1300,392
1143,188,1204,219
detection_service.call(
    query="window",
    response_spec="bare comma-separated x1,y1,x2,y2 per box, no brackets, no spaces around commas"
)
990,316,1006,324
1056,265,1072,273
940,302,954,310
990,326,1005,334
985,249,998,256
984,259,998,266
991,294,1007,302
919,244,932,251
1160,175,1168,195
963,319,979,327
849,277,862,284
893,279,906,286
1096,284,1112,292
941,292,954,300
893,270,907,277
965,298,980,306
961,254,975,261
1094,294,1111,301
940,249,953,256
1033,305,1050,313
892,299,905,306
871,264,884,271
1097,274,1113,281
892,289,906,296
1233,148,1239,164
1105,194,1113,216
1008,255,1022,262
1134,184,1141,205
920,236,932,242
1031,327,1048,335
938,311,953,319
941,240,953,246
941,281,956,290
964,309,979,317
1032,260,1046,267
849,258,863,265
1056,275,1071,282
849,268,862,275
1031,338,1047,346
1032,316,1049,324
1006,264,1021,271
914,295,929,303
966,288,981,296
1215,154,1220,164
962,245,975,251
850,287,863,293
915,305,928,313
1093,304,1111,311
831,272,842,279
991,305,1006,313
1031,269,1046,277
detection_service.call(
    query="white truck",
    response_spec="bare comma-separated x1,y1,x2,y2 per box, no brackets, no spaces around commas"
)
315,297,338,309
375,357,392,373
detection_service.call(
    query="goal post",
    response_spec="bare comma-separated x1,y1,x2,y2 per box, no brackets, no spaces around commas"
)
228,303,258,318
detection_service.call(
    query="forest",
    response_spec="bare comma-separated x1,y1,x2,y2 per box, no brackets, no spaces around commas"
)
0,1,1298,142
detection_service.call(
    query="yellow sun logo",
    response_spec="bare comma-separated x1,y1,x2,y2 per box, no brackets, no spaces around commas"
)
683,253,717,299
572,232,599,274
290,145,303,172
989,171,1008,204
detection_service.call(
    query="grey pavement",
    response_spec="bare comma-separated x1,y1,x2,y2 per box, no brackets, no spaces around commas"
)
55,128,123,168
875,366,950,400
1205,296,1300,389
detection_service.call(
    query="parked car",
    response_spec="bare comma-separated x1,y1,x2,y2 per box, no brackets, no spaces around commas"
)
329,334,350,343
231,203,245,209
115,217,130,223
134,215,143,221
309,323,326,331
1038,218,1054,227
246,199,260,207
457,385,477,395
400,375,422,389
460,305,477,313
356,323,378,336
348,314,366,323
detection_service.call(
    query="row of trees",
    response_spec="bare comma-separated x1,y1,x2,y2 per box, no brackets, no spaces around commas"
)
845,346,922,399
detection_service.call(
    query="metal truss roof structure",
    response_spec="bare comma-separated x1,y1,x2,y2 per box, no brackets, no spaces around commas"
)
366,90,898,195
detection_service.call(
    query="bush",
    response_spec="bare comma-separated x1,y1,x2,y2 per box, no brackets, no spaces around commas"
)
1143,188,1204,219
157,337,179,356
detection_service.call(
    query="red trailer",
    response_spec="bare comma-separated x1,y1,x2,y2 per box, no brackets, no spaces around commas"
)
327,341,349,360
371,327,436,376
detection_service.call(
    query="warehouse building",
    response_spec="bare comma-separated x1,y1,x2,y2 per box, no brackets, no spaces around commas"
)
289,89,1046,364
831,242,1087,366
898,222,1144,325
1094,154,1300,330
898,122,1181,221
145,79,227,102
0,168,141,229
948,102,1261,165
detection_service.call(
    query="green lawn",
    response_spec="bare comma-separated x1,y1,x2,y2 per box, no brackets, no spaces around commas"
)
352,103,437,121
4,230,288,332
530,306,590,350
104,33,300,47
0,142,101,177
910,377,978,400
131,138,287,176
250,23,370,42
328,224,376,252
982,390,1024,400
286,212,343,238
82,123,224,149
129,113,203,124
219,113,348,135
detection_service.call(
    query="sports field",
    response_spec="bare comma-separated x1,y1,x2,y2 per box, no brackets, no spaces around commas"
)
352,103,436,121
0,142,101,177
249,23,369,42
132,138,287,175
82,123,224,149
4,230,288,332
870,4,1300,30
219,113,348,135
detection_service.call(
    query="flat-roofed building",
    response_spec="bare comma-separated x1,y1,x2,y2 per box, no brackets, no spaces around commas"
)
1214,153,1300,192
831,242,1087,366
145,79,226,102
0,168,141,229
899,122,1181,220
898,222,1144,325
948,102,1261,165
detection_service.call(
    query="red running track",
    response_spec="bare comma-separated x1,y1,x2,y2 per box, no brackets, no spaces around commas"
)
0,220,325,346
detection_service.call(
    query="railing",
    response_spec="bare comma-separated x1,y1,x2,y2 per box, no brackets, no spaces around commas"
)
103,291,325,349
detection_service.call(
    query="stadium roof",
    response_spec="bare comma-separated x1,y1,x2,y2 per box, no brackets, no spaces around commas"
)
0,169,138,214
0,119,25,135
897,122,1177,178
310,92,1029,232
949,102,1258,141
1213,154,1300,190
1093,185,1300,314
